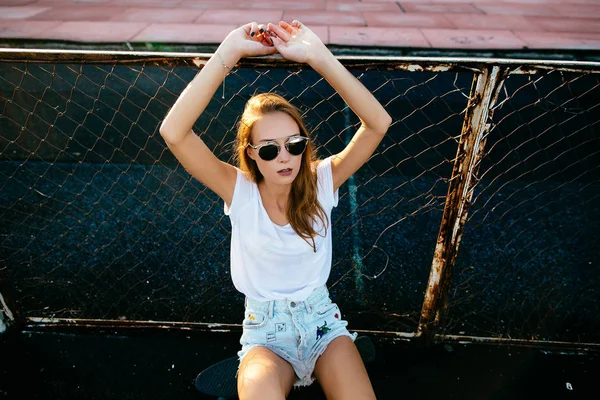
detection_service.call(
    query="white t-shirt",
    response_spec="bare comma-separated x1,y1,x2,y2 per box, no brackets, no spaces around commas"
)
224,156,339,302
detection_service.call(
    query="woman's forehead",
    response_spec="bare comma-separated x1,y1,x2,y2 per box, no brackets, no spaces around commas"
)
252,112,300,142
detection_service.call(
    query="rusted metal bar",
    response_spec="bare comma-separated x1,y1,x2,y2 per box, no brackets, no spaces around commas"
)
1,48,600,74
417,65,508,343
0,272,18,333
0,292,14,322
0,291,14,333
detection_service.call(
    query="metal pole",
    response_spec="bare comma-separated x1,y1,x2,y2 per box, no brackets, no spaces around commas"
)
417,66,507,343
0,290,15,334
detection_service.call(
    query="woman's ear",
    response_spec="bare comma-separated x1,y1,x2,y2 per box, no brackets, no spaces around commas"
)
246,146,256,161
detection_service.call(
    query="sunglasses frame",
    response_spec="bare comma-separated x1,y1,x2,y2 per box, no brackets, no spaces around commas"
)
247,135,309,161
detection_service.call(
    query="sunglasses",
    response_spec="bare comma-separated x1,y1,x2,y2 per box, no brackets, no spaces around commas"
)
247,135,309,161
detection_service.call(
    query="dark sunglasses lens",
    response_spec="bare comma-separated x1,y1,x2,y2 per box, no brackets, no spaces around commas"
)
287,138,307,156
258,144,278,161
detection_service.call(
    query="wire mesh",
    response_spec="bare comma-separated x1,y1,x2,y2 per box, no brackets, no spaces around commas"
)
0,57,470,334
446,69,600,342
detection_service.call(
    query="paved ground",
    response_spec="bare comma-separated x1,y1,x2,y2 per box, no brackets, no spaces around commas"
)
1,0,600,52
1,329,599,399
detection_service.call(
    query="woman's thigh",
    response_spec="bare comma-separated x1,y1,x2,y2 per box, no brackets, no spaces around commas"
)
313,336,376,400
237,346,297,400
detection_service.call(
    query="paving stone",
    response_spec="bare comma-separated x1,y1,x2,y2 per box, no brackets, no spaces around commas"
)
329,26,430,48
326,1,401,13
528,17,600,33
515,30,600,50
421,28,528,49
282,10,365,26
549,4,600,19
449,13,543,31
196,10,283,25
401,2,483,14
474,3,563,17
0,20,61,38
111,8,204,23
0,6,50,19
131,23,236,43
364,12,455,29
42,21,147,42
28,5,127,21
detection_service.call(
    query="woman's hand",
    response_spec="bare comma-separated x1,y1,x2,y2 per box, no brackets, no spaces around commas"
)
267,20,329,65
219,22,278,61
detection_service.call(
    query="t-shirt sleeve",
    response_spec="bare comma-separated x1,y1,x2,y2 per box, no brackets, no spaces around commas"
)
316,156,339,210
224,168,254,220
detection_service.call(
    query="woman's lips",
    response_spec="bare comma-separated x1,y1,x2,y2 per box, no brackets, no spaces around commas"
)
277,168,293,176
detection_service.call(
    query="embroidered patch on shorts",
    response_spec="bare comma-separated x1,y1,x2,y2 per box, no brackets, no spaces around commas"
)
275,323,286,333
266,332,276,342
316,321,331,340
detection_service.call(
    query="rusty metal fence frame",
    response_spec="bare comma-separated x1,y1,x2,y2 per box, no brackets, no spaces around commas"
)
1,49,599,352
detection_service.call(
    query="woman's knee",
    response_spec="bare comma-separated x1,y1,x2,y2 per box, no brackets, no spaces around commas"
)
237,347,296,400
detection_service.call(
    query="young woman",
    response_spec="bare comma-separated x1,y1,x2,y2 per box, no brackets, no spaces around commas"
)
160,20,391,400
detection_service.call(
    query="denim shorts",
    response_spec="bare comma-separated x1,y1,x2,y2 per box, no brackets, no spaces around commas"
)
237,285,358,387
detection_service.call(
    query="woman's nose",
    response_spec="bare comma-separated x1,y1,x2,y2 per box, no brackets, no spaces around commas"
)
277,145,291,161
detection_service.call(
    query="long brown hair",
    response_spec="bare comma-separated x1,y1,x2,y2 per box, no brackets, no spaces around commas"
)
234,93,328,251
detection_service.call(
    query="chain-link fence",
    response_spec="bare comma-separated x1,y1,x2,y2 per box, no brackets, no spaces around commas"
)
0,50,598,347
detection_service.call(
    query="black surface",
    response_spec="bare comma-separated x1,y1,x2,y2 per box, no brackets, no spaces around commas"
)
1,329,598,399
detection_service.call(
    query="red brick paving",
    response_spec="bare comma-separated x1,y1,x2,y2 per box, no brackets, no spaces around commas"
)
0,20,62,38
363,12,455,29
0,0,599,51
28,6,127,21
401,2,483,14
131,23,237,43
325,1,400,12
528,17,600,34
40,21,148,42
281,10,366,26
473,3,564,17
197,10,284,25
515,31,600,50
111,8,205,23
0,6,50,18
177,1,254,10
329,26,430,48
448,13,543,32
421,28,528,49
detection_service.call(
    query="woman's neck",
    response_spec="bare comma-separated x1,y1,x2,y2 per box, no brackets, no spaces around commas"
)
259,180,291,208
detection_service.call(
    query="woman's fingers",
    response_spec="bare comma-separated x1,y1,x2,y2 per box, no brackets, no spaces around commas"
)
252,42,279,55
278,20,298,35
250,21,259,38
240,22,253,36
239,22,273,47
257,23,266,36
267,22,291,42
270,36,285,52
256,23,272,46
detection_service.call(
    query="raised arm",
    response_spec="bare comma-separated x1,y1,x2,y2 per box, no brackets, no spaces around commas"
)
159,23,276,206
268,21,392,192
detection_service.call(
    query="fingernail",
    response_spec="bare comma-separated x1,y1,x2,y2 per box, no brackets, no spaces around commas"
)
250,31,255,37
259,28,264,34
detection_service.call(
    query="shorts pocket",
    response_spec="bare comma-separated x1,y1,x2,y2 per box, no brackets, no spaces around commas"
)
242,310,268,329
315,301,339,318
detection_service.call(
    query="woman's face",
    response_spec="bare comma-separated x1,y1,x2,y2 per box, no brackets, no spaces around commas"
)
247,111,304,186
